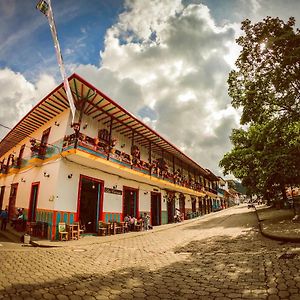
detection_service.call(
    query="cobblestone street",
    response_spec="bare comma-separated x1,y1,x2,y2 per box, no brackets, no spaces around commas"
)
1,206,299,299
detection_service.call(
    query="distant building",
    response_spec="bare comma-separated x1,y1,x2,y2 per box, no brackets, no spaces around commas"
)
0,74,227,239
218,178,246,206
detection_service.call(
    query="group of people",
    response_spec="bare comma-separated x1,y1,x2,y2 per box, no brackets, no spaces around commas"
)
11,208,25,230
124,213,151,231
0,207,25,231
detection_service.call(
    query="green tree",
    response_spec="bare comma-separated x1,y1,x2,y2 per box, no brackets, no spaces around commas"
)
228,17,300,125
220,17,300,201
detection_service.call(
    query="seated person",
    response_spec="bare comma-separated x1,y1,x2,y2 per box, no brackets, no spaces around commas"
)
17,208,25,220
11,208,26,231
124,214,130,225
129,216,135,231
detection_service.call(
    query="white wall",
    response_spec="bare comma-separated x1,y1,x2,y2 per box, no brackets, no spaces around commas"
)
54,159,167,214
0,159,61,211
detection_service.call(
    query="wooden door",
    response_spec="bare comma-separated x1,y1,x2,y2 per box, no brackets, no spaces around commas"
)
28,183,40,222
151,192,161,226
123,187,139,218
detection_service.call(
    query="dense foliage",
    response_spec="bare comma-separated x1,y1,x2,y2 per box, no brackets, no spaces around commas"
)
220,17,300,199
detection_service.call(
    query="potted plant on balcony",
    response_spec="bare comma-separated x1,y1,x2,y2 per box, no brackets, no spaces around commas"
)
30,138,40,154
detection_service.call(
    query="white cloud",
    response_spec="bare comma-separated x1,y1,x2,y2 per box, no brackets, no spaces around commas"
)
0,69,56,138
4,0,298,176
73,1,241,176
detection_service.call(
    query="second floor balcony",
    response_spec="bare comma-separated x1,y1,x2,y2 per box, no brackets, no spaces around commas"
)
62,133,214,195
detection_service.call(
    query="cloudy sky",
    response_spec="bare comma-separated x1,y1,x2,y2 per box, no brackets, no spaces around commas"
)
0,0,299,176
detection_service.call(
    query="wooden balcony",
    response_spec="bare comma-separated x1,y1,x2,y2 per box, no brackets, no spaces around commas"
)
62,133,207,196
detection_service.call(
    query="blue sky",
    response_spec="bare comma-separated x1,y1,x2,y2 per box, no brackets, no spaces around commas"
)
0,0,123,79
1,0,299,176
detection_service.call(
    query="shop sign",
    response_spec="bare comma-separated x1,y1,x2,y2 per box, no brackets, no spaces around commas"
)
105,187,122,195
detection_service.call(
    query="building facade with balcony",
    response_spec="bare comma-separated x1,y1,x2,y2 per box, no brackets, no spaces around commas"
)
0,74,226,240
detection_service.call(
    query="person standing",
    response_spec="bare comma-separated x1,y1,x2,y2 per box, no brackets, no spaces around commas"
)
0,207,8,231
143,212,150,231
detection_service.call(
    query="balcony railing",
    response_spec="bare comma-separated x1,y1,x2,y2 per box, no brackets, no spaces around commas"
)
62,133,206,194
0,154,22,174
30,138,48,159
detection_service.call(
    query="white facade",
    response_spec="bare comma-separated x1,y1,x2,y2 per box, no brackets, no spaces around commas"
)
0,74,225,239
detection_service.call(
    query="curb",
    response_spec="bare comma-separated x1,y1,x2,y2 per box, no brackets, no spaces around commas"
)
254,207,300,243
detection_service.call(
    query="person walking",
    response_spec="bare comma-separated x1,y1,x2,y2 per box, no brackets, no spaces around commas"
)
0,207,8,231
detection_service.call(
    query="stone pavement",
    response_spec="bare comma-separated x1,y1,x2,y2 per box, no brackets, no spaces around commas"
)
0,205,299,300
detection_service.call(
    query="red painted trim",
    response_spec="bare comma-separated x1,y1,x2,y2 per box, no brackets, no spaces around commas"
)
100,181,104,221
77,175,83,221
52,211,57,240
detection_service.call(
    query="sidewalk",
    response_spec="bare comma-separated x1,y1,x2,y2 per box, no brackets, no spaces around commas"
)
2,205,299,247
255,205,300,242
1,210,223,248
31,211,225,248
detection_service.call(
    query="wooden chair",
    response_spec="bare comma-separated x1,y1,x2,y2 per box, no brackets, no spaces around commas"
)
67,223,79,240
113,222,122,234
118,221,126,233
73,222,83,239
98,221,107,236
58,222,68,241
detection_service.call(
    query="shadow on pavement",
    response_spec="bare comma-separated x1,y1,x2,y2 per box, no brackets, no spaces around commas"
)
2,229,296,299
0,230,21,244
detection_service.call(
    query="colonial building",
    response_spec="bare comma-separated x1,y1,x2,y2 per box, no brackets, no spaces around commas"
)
0,74,226,240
